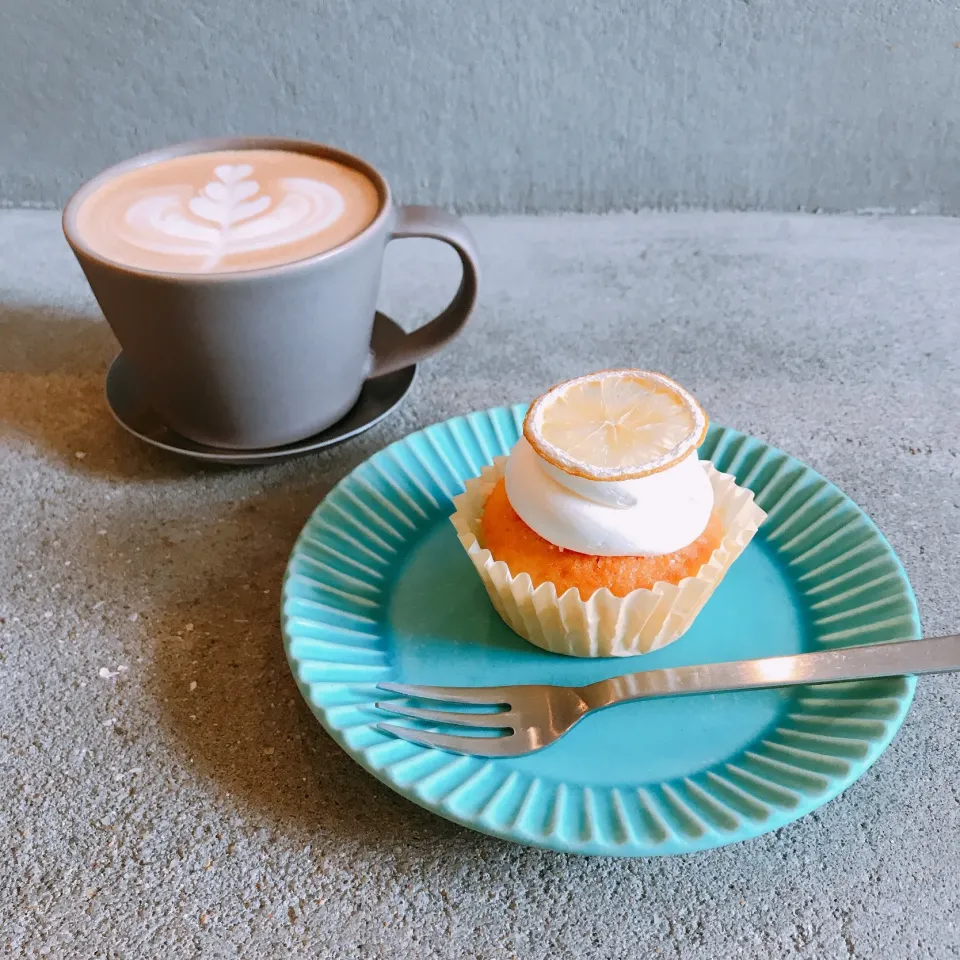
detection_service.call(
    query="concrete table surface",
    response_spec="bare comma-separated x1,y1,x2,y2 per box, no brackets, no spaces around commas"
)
1,210,958,959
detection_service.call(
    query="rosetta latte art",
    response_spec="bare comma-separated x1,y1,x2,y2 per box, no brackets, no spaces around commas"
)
120,164,346,270
75,149,380,272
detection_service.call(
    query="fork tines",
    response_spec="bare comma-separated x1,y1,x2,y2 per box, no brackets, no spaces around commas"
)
375,681,518,756
376,681,512,705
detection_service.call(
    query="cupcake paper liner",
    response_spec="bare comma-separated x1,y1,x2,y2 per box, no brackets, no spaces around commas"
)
450,457,767,657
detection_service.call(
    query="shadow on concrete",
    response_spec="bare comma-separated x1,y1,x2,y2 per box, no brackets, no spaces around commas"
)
0,304,202,479
61,470,486,858
0,303,524,857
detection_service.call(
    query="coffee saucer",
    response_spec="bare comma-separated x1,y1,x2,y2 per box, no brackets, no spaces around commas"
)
105,312,416,466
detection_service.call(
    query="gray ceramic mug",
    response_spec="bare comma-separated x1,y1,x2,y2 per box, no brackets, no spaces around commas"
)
62,137,480,449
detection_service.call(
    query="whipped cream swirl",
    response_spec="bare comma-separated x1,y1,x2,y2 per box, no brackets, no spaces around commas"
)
504,438,714,556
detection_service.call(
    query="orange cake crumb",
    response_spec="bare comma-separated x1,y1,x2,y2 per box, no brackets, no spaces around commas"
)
480,478,724,599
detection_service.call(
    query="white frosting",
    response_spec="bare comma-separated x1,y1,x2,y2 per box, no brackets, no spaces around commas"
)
120,164,345,270
504,437,714,556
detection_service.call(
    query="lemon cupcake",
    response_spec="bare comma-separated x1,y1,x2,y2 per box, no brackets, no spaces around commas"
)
450,370,766,657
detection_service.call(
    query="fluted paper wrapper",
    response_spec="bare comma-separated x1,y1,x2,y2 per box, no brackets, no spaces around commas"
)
450,458,766,657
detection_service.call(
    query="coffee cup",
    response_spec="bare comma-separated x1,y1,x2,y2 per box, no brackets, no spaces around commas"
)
62,137,480,449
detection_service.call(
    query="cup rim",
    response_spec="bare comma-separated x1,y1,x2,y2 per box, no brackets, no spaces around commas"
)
61,136,393,283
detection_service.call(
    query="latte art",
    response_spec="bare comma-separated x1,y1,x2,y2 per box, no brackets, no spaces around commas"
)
75,150,380,273
122,164,346,271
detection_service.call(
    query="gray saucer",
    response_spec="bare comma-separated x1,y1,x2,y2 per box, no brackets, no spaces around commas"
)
105,312,416,466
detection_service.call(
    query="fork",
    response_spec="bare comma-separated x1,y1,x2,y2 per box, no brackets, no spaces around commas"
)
375,635,960,757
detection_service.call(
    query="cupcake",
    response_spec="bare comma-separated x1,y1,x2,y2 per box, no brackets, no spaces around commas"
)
450,370,766,657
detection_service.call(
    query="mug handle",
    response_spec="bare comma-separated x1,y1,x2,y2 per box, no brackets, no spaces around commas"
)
368,205,480,377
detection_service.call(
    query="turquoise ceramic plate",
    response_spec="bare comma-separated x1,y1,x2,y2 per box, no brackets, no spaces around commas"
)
282,407,921,856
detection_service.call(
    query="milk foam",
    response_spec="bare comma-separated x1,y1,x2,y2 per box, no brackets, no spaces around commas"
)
121,164,345,271
75,150,380,274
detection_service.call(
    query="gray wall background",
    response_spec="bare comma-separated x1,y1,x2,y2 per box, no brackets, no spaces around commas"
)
2,0,960,214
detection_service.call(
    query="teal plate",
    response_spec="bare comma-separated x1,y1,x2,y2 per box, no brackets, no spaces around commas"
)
281,407,921,856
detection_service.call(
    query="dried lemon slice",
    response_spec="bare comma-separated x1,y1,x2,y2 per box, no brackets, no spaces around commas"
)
523,369,708,481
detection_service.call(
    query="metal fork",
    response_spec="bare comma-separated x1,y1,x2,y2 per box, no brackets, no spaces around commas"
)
375,635,960,757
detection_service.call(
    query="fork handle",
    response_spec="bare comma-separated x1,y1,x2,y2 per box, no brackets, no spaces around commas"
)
577,636,960,712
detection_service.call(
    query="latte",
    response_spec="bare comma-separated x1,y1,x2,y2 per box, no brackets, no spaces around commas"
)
74,149,381,274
